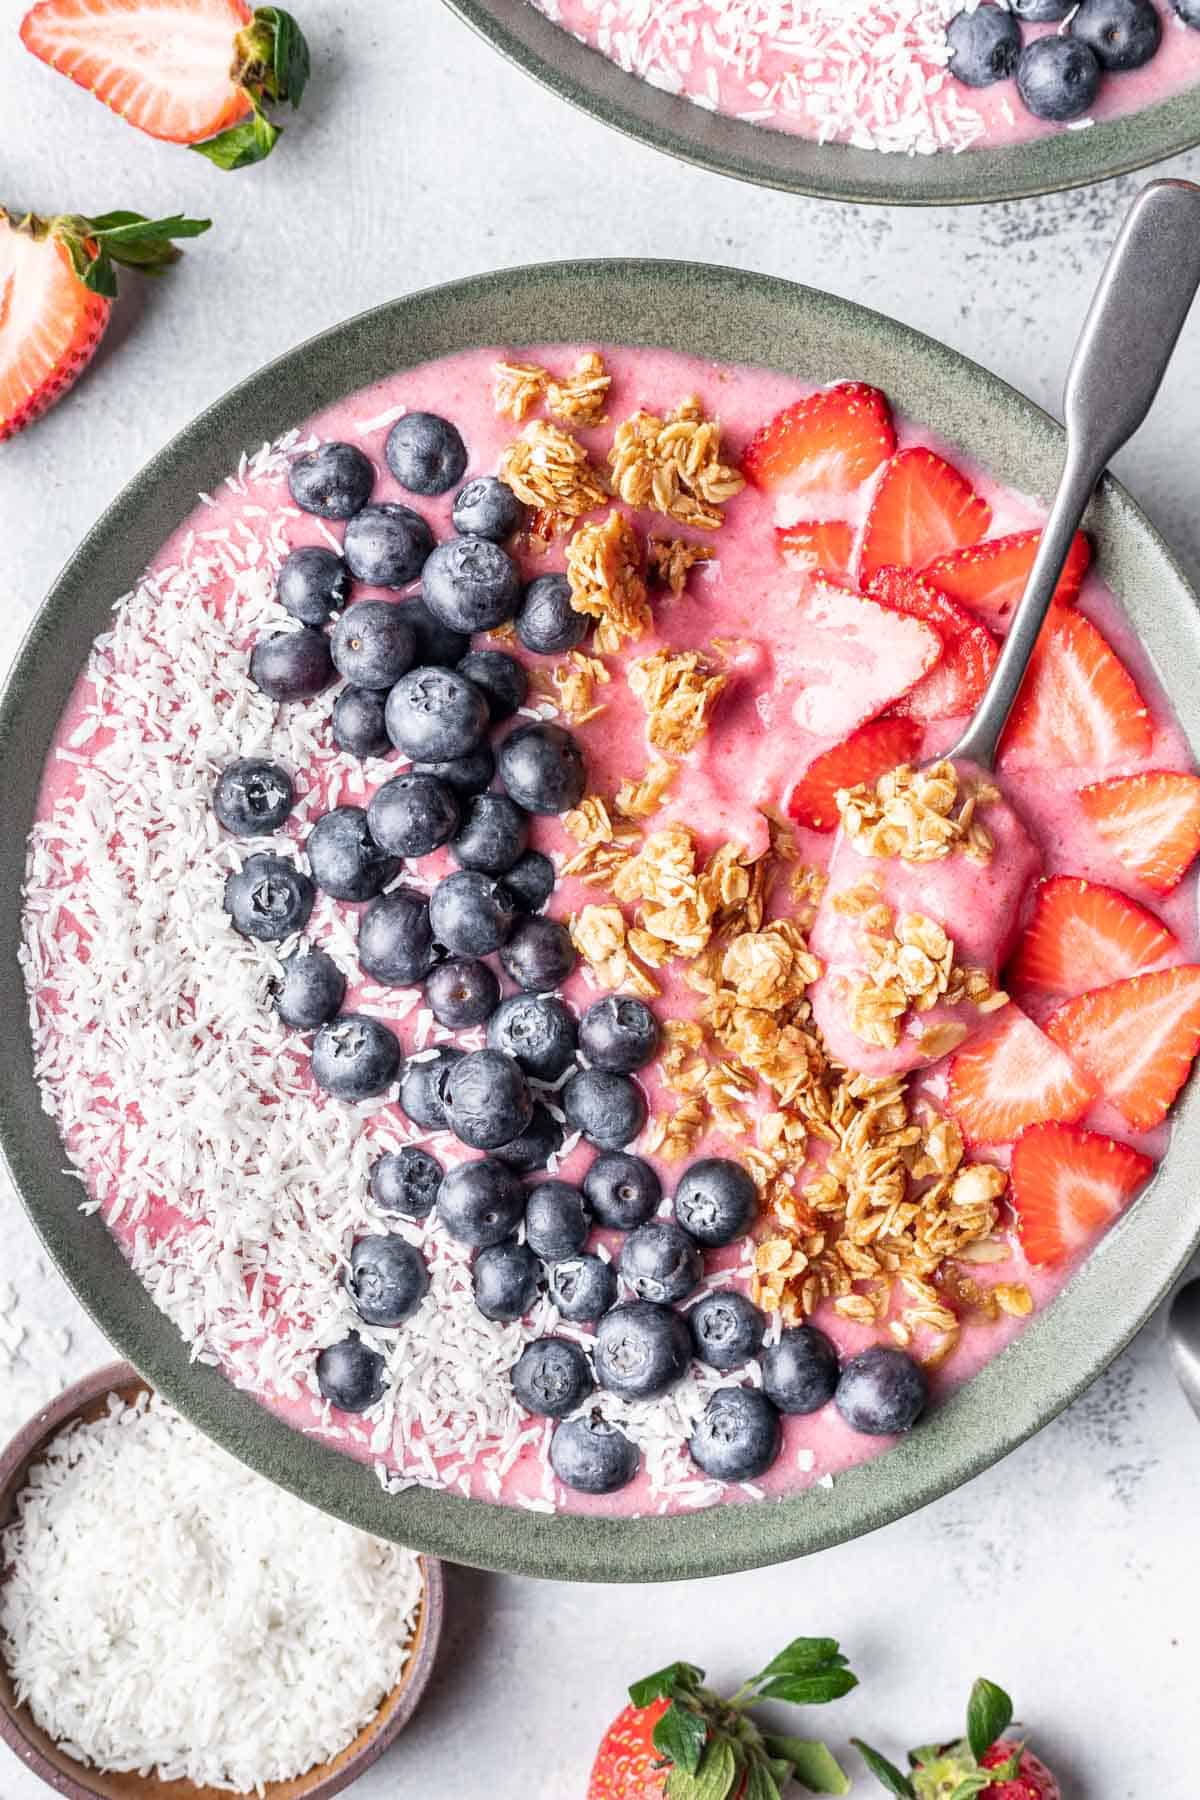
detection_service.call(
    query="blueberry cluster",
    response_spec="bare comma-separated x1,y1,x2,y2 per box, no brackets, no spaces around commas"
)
946,0,1194,123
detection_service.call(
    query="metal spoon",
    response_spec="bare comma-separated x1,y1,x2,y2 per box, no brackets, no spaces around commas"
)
1169,1278,1200,1421
946,178,1200,772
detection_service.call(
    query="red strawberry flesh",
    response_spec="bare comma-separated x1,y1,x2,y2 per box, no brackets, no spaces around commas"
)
1009,874,1177,997
1009,1123,1153,1267
860,445,992,579
1046,964,1200,1132
743,381,895,494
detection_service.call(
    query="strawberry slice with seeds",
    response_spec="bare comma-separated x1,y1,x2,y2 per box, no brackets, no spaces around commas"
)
947,1007,1095,1145
787,715,923,831
1009,1122,1154,1266
774,519,855,582
743,382,895,495
865,565,999,722
785,579,941,739
1009,875,1177,998
1078,770,1200,895
1046,965,1200,1132
925,528,1091,631
998,609,1151,771
859,446,992,580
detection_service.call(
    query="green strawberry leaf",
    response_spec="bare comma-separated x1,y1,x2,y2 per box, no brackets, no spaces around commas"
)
763,1736,850,1795
757,1669,859,1706
653,1700,708,1775
56,213,211,294
966,1679,1013,1765
983,1745,1024,1783
852,1739,917,1798
253,5,311,105
744,1763,783,1800
664,1737,738,1800
907,1745,944,1769
754,1639,847,1682
192,108,280,170
948,1777,993,1800
629,1661,704,1707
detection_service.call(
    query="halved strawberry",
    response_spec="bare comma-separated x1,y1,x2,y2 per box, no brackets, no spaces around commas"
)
998,610,1151,772
785,579,941,739
787,715,923,831
925,528,1091,631
742,382,895,495
774,519,855,582
1046,965,1200,1132
20,0,309,168
865,565,998,722
0,207,209,441
859,447,992,580
1009,1122,1154,1266
1009,875,1177,997
1078,770,1200,895
947,1008,1095,1145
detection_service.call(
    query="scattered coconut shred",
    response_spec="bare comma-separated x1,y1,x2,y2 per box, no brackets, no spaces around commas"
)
0,1392,422,1793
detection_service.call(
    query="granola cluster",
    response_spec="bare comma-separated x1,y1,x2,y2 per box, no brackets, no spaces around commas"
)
628,648,728,755
565,511,651,653
648,535,714,597
838,759,997,866
498,420,608,536
833,887,1008,1051
608,396,745,531
493,350,611,427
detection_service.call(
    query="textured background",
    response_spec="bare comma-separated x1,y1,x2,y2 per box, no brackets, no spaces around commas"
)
3,3,1200,1793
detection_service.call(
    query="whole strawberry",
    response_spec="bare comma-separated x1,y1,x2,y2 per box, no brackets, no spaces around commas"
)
855,1677,1060,1800
588,1636,856,1799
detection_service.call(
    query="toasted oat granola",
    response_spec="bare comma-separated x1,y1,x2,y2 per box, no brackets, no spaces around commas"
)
838,759,998,866
499,421,608,533
493,359,548,422
608,396,745,531
614,757,676,820
628,648,728,756
648,535,715,597
569,902,659,998
546,351,611,428
535,652,611,726
565,511,651,654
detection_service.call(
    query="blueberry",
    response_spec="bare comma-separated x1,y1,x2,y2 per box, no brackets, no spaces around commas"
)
594,1300,691,1400
456,649,528,721
423,537,522,633
358,889,438,985
503,850,555,914
946,4,1021,84
1072,0,1160,67
413,746,496,797
548,1254,617,1323
472,1239,542,1321
343,504,434,588
429,870,517,956
368,772,460,858
620,1221,702,1305
1010,0,1072,14
385,411,467,495
403,597,470,668
510,1336,593,1418
224,854,315,941
213,758,294,836
578,996,659,1073
493,1103,564,1174
444,1048,533,1150
311,1014,402,1099
332,688,391,759
688,1388,781,1483
398,1046,463,1129
500,916,577,991
1174,0,1200,25
436,1156,525,1247
836,1346,928,1435
497,722,586,814
347,1234,430,1327
306,806,398,902
316,1334,386,1413
278,545,350,626
425,956,500,1029
564,1068,647,1150
672,1159,758,1249
1016,34,1102,118
550,1409,638,1494
762,1325,840,1415
250,629,336,702
488,994,577,1080
517,573,587,654
525,1180,590,1260
451,793,529,874
452,475,525,542
330,601,416,690
583,1151,661,1230
273,946,345,1030
371,1145,442,1219
688,1291,765,1372
385,667,489,761
288,442,374,520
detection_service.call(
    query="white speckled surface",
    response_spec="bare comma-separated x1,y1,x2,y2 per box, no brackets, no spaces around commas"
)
3,2,1200,1793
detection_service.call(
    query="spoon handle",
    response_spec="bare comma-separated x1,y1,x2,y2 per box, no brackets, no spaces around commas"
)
948,179,1200,772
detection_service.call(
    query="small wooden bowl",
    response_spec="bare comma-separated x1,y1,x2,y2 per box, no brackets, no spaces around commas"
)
0,1363,444,1800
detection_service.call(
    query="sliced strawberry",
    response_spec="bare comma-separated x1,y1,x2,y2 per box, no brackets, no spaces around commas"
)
785,579,941,739
998,609,1151,772
865,565,998,722
1046,965,1200,1132
1009,1122,1154,1266
787,715,923,831
1009,875,1177,997
947,1008,1095,1145
1078,770,1200,895
925,528,1091,630
859,446,992,580
774,519,855,582
743,382,895,495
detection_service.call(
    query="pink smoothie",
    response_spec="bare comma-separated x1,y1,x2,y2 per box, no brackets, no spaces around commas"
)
22,343,1199,1519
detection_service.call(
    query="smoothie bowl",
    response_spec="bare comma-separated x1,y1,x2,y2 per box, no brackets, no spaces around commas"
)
3,261,1200,1583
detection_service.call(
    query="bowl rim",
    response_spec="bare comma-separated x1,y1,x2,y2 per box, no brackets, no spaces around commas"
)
2,256,1200,1584
0,1361,445,1800
438,0,1200,206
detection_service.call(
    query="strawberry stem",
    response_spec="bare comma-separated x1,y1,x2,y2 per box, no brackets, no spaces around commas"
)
0,209,211,299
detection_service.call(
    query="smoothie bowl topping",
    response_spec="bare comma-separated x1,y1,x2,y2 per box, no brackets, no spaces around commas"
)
19,343,1200,1516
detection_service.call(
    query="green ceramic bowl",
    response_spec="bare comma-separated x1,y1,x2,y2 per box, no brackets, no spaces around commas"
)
1,261,1198,1583
441,0,1200,205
